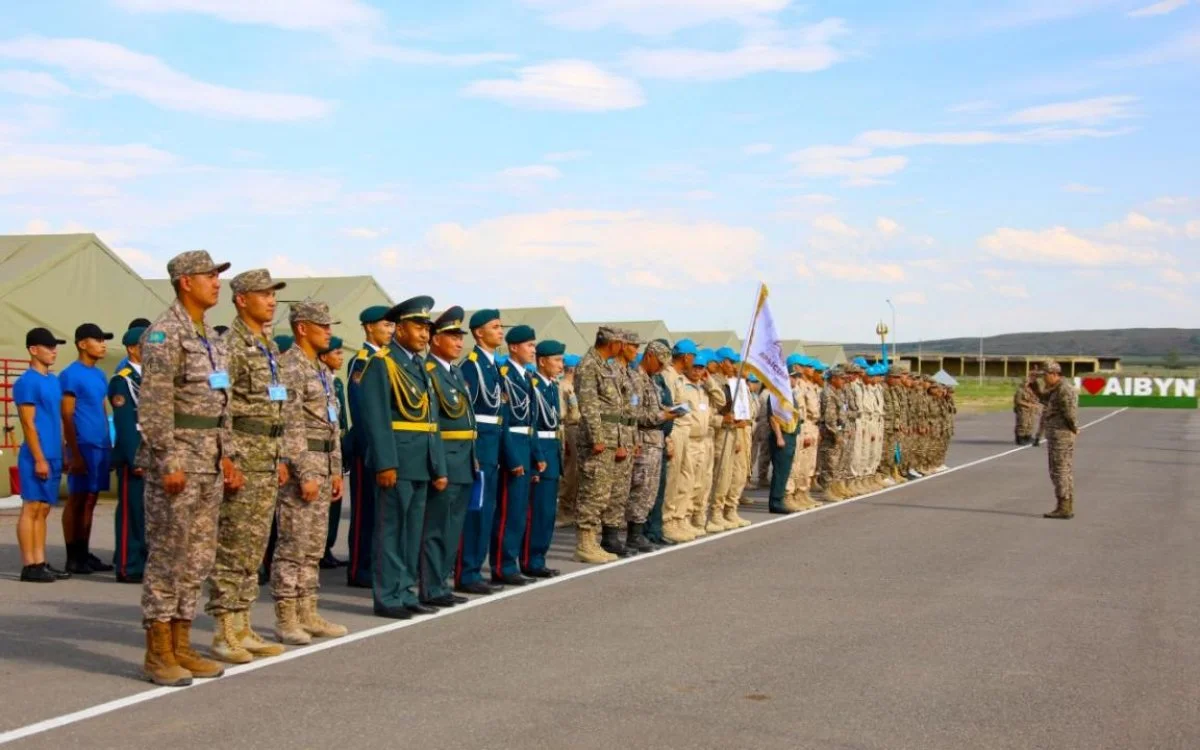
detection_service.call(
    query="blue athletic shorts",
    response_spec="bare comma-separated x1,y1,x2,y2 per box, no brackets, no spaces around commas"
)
18,453,63,505
66,443,112,495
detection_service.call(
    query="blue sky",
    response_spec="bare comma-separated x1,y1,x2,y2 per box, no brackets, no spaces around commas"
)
2,0,1197,343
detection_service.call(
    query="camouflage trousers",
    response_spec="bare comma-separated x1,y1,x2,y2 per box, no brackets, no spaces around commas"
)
838,424,857,480
750,420,770,487
627,438,663,524
271,473,332,600
662,435,692,523
1048,429,1075,501
787,424,819,494
881,431,901,471
868,418,885,474
1015,407,1037,439
205,471,278,616
817,429,844,486
575,443,616,532
602,446,635,528
558,424,581,517
716,427,750,511
141,471,223,624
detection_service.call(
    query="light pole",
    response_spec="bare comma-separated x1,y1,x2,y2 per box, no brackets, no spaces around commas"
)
876,321,889,365
885,298,896,364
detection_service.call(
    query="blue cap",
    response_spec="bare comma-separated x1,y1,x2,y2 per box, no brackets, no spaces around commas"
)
693,351,711,368
469,309,501,330
536,339,565,357
122,326,146,347
747,373,759,383
505,324,536,345
813,360,827,372
564,354,581,368
671,338,698,357
786,353,804,369
716,347,737,362
496,354,509,366
852,356,869,368
699,348,716,363
359,305,390,325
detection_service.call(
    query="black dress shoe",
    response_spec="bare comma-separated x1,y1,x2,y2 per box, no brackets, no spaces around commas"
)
419,598,449,609
522,568,558,579
45,563,73,580
65,559,93,575
405,603,438,616
425,595,458,607
319,554,338,570
491,573,529,587
455,581,494,595
768,505,794,515
87,553,114,573
374,605,412,620
117,573,143,584
450,594,469,604
20,564,56,583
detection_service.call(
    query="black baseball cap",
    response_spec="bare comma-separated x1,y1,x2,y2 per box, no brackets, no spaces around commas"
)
128,317,152,329
26,328,66,348
75,323,115,342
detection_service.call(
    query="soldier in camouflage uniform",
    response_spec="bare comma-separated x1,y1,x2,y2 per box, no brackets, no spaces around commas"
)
597,330,640,557
818,367,849,500
205,269,299,664
573,327,627,564
555,355,582,528
1013,374,1041,446
1037,360,1078,519
138,250,241,688
271,301,348,643
785,358,822,510
627,340,672,552
881,367,906,484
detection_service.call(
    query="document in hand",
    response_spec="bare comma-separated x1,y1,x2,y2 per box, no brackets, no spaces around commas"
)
668,402,691,415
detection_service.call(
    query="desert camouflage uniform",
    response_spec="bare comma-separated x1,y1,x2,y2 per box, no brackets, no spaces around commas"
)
601,355,638,528
787,378,821,496
1040,379,1078,504
1013,381,1040,442
817,382,846,489
558,376,582,519
575,347,625,532
750,388,772,488
628,363,666,524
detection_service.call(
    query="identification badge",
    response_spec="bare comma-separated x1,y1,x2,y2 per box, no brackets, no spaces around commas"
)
208,371,230,389
631,394,640,406
327,405,339,424
268,384,288,401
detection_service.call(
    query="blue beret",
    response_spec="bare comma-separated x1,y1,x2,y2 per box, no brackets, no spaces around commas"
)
564,354,581,368
672,338,698,356
321,336,344,355
470,309,500,330
505,324,536,345
274,334,294,353
359,305,390,324
122,326,146,347
536,339,565,357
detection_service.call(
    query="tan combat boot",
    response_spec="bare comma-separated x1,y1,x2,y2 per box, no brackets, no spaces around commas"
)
273,599,313,645
892,466,905,483
211,612,253,664
170,619,225,679
237,610,285,658
144,620,193,687
298,596,349,638
690,510,709,537
663,520,693,543
799,491,821,509
782,493,805,513
705,510,727,534
723,505,751,528
574,527,616,564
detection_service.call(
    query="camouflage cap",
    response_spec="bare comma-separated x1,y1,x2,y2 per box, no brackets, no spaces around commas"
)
843,363,863,374
645,340,671,362
596,325,620,343
289,299,339,326
230,268,286,295
1042,359,1062,374
888,365,906,376
621,328,643,345
167,250,230,281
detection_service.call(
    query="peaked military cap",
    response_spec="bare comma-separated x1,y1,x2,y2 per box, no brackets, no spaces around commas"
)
359,305,390,325
122,327,146,347
506,324,536,345
469,308,501,330
230,268,286,295
274,334,294,353
387,295,434,323
536,339,565,357
289,299,339,326
433,306,468,335
167,250,230,281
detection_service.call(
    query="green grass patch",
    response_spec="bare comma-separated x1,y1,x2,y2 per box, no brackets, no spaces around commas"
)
952,380,1020,414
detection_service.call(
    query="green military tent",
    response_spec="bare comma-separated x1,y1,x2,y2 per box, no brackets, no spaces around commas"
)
462,306,589,358
801,343,847,367
673,330,742,352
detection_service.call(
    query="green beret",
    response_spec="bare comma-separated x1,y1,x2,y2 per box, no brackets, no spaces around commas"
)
470,309,501,330
359,305,390,324
505,324,536,345
321,336,344,355
536,340,565,357
122,327,146,347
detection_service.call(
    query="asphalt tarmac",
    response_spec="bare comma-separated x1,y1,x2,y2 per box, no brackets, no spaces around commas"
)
1,407,1197,749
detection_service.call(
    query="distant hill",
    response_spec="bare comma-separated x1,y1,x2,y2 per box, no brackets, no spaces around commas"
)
844,328,1200,359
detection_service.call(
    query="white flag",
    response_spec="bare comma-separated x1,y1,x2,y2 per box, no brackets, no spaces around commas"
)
740,284,796,427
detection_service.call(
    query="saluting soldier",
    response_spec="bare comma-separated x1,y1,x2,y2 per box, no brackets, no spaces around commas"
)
345,306,394,589
357,297,447,619
420,307,475,608
110,326,147,583
137,250,242,688
492,325,546,585
524,339,566,578
271,301,348,643
205,269,296,665
456,309,507,595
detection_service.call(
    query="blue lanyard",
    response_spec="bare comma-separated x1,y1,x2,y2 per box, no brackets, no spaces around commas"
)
255,341,279,384
197,334,217,371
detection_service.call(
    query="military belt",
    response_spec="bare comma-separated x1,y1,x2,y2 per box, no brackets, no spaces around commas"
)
441,430,476,440
174,413,227,430
232,416,285,438
391,421,437,433
600,413,627,425
306,438,335,453
536,430,557,439
475,414,502,425
508,426,532,436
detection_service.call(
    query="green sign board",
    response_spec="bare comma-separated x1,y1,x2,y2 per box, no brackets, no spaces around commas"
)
1074,377,1198,409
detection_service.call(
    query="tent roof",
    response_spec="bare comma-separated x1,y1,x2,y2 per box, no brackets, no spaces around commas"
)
463,306,590,356
673,330,741,351
800,343,847,366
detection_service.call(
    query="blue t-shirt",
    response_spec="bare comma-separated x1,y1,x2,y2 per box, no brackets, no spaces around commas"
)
59,360,110,448
13,368,64,461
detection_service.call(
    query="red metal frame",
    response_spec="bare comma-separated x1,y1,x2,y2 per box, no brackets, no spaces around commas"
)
1,358,30,449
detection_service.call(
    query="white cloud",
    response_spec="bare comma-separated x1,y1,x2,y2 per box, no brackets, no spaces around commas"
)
342,227,385,239
980,226,1168,266
947,100,997,114
1103,27,1200,67
1106,211,1174,236
424,209,762,284
113,245,160,274
523,0,791,35
625,20,848,81
1146,196,1200,213
499,165,562,180
909,258,950,273
112,0,381,30
1186,220,1200,239
0,36,333,121
814,260,905,283
980,268,1015,280
0,70,71,98
543,150,590,162
787,145,908,186
1006,95,1137,125
794,254,813,278
854,126,1130,149
266,253,341,278
625,269,673,288
0,143,176,190
1063,182,1103,194
1128,0,1188,17
743,143,774,155
1158,268,1198,285
989,283,1030,298
938,278,975,292
463,60,644,111
876,216,901,235
356,41,517,67
811,214,859,237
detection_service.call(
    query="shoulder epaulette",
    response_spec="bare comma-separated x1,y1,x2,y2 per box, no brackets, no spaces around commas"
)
531,377,539,387
467,351,478,362
117,367,132,377
374,347,390,359
356,349,369,360
425,361,436,372
499,365,508,376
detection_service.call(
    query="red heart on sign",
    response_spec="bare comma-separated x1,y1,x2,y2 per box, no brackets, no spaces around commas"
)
1081,377,1106,395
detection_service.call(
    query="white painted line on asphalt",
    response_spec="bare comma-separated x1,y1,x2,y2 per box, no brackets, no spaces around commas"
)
0,407,1127,745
